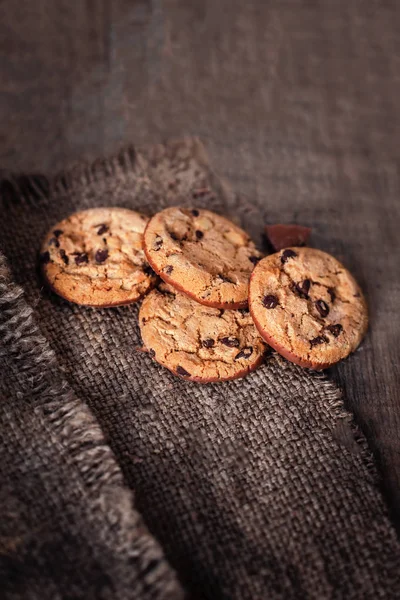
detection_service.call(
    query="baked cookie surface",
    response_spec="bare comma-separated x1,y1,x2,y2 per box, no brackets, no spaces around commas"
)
40,207,156,306
139,283,265,382
143,207,262,308
249,247,368,369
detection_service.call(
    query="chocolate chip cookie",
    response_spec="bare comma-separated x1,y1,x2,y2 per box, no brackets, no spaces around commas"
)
139,283,266,382
40,207,157,306
143,207,262,309
249,247,368,370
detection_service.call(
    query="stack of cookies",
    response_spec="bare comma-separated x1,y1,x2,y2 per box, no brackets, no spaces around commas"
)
40,206,368,382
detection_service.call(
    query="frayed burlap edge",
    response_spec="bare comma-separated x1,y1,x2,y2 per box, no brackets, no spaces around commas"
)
0,247,184,598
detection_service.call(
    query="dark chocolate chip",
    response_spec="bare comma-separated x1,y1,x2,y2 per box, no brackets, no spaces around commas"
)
53,229,63,238
220,336,240,348
153,235,163,251
262,294,279,309
169,231,179,241
48,237,60,248
148,348,156,358
96,224,109,235
176,366,191,377
315,299,329,318
95,249,109,264
143,264,156,277
293,279,310,299
75,252,89,265
326,324,343,337
202,338,215,348
191,209,199,216
218,309,225,317
195,230,204,240
281,249,297,264
249,256,260,265
238,307,249,316
235,346,253,360
328,288,336,303
310,335,329,347
39,251,50,264
164,265,174,275
59,249,69,265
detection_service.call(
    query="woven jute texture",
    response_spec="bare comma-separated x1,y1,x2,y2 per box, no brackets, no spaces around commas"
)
1,138,400,599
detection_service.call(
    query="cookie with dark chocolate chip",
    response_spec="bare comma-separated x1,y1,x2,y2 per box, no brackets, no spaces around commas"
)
139,283,266,382
143,207,262,309
40,207,156,307
249,247,368,370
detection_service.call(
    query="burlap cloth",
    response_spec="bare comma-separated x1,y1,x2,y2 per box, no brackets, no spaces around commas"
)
1,138,400,599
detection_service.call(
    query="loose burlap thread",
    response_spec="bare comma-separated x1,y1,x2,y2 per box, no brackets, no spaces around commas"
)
1,138,400,599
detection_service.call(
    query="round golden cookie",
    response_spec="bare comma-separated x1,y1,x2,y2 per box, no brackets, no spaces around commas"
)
143,207,262,309
249,247,368,370
139,283,266,382
40,207,157,307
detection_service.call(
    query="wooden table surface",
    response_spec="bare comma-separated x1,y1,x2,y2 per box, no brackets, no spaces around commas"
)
1,0,399,529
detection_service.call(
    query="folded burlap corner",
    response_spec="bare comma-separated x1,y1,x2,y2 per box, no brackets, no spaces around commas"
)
1,138,399,599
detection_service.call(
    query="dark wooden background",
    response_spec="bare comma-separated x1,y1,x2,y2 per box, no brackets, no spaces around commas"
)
1,0,399,528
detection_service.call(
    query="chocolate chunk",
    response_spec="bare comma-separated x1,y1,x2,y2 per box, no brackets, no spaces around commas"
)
39,251,50,264
195,230,204,240
315,299,329,318
238,307,249,316
202,338,215,348
176,365,191,377
153,235,163,251
281,249,297,264
143,264,156,277
96,224,109,235
326,324,343,337
235,346,253,360
220,336,240,348
169,231,179,241
48,237,60,248
74,252,89,265
262,294,279,309
294,279,311,299
164,265,174,275
328,288,336,303
310,335,328,347
53,229,63,238
95,249,109,264
249,255,261,265
265,224,311,252
191,209,199,216
59,249,69,265
148,348,156,358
